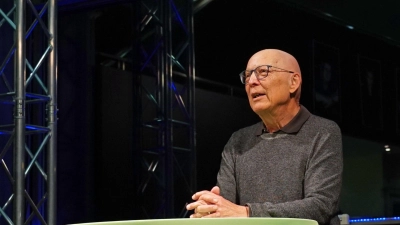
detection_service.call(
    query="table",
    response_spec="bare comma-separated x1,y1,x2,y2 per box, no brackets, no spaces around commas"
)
70,218,318,225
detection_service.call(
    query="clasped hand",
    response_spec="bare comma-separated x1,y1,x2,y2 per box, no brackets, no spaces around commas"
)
186,186,248,218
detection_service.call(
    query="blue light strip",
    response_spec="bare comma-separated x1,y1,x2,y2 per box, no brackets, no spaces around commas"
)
350,217,400,223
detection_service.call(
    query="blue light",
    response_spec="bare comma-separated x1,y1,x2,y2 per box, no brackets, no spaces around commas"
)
26,125,39,130
350,216,400,223
169,82,177,91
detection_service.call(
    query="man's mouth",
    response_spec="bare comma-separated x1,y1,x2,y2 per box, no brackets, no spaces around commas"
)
252,93,265,99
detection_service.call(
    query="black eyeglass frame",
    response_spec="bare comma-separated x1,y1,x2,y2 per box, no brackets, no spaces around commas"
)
239,65,294,84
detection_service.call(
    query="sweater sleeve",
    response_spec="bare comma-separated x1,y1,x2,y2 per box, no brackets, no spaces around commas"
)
247,123,343,225
216,136,238,203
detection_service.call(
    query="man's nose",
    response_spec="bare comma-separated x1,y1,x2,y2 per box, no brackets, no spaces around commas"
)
247,71,259,84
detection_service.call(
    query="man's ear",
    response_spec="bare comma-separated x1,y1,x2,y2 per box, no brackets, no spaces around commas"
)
289,73,301,94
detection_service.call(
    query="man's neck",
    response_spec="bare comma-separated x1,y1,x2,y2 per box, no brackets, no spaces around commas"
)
260,103,301,133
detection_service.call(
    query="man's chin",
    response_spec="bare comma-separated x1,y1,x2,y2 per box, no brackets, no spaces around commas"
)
251,105,268,114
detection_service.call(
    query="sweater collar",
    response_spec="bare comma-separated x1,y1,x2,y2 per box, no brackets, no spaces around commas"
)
256,105,311,135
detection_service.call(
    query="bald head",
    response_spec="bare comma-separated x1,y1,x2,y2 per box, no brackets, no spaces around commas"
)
247,49,302,101
248,49,301,75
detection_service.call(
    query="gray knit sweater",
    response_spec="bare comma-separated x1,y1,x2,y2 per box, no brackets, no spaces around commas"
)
216,106,342,225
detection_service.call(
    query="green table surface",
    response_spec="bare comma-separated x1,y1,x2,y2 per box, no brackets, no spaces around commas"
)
70,218,318,225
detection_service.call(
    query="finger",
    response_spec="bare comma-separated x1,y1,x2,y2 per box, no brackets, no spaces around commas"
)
186,203,195,210
201,211,220,218
190,212,206,218
186,202,203,210
195,204,218,214
192,190,213,200
198,193,219,204
210,186,220,195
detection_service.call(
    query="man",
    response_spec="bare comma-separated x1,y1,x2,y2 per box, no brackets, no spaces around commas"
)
186,49,343,225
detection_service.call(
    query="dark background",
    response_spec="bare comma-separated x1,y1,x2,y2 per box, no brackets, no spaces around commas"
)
1,0,400,224
58,0,400,223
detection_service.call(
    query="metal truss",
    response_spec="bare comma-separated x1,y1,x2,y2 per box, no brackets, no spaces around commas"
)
133,0,196,218
0,0,57,225
97,0,196,219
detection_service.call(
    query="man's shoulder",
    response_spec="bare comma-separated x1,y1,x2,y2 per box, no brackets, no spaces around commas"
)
233,121,262,135
224,122,262,154
306,113,341,133
225,122,262,145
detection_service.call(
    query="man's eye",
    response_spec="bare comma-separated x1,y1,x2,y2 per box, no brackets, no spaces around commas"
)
257,69,268,75
245,71,252,77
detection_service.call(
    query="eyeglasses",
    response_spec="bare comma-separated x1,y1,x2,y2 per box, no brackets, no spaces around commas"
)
239,65,294,84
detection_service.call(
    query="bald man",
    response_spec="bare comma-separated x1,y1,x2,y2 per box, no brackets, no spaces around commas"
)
187,49,343,225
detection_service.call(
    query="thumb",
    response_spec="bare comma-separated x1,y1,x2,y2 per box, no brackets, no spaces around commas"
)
210,186,220,195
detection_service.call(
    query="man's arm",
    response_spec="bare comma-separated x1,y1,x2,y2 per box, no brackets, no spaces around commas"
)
216,143,238,203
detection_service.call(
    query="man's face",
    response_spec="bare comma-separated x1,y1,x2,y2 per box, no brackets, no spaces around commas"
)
245,53,292,115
